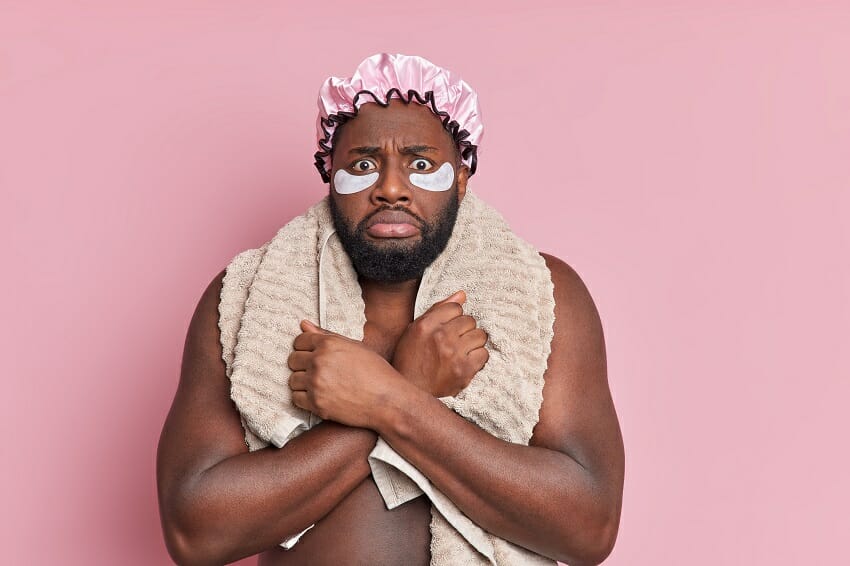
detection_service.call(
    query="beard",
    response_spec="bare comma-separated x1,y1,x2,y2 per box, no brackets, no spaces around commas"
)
328,190,460,283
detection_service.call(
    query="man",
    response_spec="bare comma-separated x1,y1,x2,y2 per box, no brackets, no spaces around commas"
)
157,54,624,565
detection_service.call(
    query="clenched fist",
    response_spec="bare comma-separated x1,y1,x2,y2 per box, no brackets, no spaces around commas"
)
391,290,489,398
287,320,405,429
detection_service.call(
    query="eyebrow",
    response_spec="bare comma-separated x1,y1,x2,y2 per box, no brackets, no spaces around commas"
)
401,145,439,155
349,146,381,155
347,145,440,155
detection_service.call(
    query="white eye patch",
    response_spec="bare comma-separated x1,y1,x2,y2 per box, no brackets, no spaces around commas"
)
410,162,454,191
333,169,378,194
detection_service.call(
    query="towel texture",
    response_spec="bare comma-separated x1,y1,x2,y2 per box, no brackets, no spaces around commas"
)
217,189,556,565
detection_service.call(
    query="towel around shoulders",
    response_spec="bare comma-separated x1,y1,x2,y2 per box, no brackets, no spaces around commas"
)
217,188,557,565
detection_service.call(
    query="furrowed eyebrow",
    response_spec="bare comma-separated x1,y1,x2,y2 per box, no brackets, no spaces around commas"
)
346,145,439,156
348,146,381,155
401,145,439,155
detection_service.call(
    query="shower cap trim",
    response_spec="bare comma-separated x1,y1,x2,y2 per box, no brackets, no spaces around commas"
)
313,88,479,184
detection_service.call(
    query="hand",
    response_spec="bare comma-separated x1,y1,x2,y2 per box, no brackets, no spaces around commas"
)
391,290,489,398
287,320,407,430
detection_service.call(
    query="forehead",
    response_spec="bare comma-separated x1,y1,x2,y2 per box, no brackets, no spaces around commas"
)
335,99,454,149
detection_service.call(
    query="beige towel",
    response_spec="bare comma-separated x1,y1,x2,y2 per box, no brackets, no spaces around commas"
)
218,188,556,565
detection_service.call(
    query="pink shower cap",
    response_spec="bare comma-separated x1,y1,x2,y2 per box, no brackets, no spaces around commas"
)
313,53,483,183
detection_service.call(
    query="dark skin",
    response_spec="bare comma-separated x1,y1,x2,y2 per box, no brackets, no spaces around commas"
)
157,100,624,565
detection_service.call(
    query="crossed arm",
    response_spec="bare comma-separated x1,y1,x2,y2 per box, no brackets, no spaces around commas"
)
156,253,624,565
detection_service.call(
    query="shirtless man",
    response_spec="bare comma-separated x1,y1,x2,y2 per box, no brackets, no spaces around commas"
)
157,55,624,565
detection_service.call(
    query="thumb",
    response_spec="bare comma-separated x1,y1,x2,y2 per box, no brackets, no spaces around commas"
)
438,290,466,305
300,319,331,334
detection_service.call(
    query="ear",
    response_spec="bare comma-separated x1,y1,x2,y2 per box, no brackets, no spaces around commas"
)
456,163,469,202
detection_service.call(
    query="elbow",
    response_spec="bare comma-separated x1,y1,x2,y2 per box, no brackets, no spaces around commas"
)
162,520,231,566
162,524,194,566
160,497,229,566
586,511,620,565
161,519,213,566
556,503,621,566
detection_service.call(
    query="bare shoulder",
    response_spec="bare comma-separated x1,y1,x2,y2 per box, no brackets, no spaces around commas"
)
531,252,623,485
537,252,607,390
539,252,603,334
176,268,230,407
170,268,248,456
186,269,229,374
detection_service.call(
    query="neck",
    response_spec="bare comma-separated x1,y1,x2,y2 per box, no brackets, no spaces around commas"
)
359,275,420,322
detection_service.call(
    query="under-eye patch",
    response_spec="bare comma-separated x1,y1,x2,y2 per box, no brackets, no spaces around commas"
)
409,162,454,192
334,169,378,194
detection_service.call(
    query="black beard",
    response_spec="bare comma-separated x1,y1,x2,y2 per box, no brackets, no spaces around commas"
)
328,191,460,283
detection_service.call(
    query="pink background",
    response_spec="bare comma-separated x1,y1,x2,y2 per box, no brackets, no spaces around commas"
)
3,2,848,564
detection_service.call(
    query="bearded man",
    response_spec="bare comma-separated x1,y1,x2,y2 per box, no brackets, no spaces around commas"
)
157,53,624,566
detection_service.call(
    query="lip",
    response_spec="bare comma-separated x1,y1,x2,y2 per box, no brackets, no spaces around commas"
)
364,210,422,238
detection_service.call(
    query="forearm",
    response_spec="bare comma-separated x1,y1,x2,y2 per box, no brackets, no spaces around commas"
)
169,421,376,565
376,385,615,564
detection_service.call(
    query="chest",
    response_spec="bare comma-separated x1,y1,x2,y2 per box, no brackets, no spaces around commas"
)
360,319,410,362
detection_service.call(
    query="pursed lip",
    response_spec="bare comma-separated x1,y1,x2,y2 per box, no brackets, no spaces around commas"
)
363,209,422,238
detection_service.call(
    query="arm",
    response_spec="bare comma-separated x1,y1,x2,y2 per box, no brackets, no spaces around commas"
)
156,270,377,566
374,253,624,565
290,254,624,565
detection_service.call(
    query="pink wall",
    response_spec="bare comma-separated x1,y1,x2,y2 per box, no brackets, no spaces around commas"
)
3,2,848,564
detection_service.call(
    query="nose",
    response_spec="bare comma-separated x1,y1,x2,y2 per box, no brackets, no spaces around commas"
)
370,160,412,206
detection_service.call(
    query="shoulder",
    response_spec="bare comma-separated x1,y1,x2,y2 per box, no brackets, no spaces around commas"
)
185,268,229,374
538,252,604,338
531,252,612,455
205,268,228,308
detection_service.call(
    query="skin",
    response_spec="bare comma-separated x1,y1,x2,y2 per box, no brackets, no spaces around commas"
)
157,99,625,565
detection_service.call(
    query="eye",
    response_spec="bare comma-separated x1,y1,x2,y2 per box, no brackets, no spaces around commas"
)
410,158,432,171
352,159,376,173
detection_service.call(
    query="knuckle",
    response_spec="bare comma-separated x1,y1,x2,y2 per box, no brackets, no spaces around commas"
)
418,317,436,334
312,367,327,387
438,341,454,359
446,303,463,317
449,359,464,378
318,341,333,355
